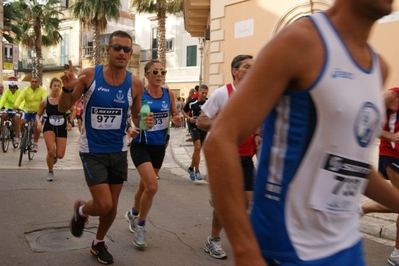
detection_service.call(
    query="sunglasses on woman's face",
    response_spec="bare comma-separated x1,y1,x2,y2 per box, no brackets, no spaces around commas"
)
9,86,17,90
146,69,167,76
109,44,132,53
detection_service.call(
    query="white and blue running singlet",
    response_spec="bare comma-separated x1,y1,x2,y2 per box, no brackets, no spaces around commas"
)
80,65,133,153
133,87,171,146
251,12,384,264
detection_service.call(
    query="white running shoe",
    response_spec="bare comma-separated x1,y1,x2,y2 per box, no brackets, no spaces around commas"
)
388,251,399,266
133,220,147,249
31,143,38,153
47,172,54,182
204,236,227,259
124,210,138,233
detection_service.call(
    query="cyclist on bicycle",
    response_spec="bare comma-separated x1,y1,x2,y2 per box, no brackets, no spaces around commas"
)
0,81,24,145
14,77,47,152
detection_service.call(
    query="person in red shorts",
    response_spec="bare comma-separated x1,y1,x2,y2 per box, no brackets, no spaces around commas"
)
362,87,399,266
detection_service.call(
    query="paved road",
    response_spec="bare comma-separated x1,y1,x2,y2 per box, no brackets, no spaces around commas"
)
0,127,233,266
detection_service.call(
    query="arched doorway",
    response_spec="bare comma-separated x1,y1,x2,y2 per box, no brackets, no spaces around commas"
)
271,0,333,36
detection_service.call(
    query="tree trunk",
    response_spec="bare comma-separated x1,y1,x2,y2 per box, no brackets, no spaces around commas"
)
35,22,43,84
157,7,167,67
92,24,101,65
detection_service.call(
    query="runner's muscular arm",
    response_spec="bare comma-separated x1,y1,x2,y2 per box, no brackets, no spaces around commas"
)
182,101,195,124
13,89,26,110
35,100,46,131
182,110,195,124
130,75,143,127
67,105,76,131
379,89,399,142
59,60,89,112
365,168,399,214
196,112,213,132
168,89,181,126
203,18,322,266
378,57,399,141
362,55,399,209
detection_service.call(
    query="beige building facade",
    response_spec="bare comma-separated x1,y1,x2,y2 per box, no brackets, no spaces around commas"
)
184,0,399,94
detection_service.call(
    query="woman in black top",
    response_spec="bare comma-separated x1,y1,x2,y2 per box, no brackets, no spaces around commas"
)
36,78,75,181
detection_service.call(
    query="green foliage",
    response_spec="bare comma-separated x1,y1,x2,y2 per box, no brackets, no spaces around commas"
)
130,0,184,15
69,0,121,32
10,0,63,47
3,2,23,43
69,0,121,65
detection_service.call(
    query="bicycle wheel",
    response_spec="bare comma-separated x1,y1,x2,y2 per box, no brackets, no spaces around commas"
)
28,129,34,160
11,128,18,148
1,126,10,152
18,129,28,166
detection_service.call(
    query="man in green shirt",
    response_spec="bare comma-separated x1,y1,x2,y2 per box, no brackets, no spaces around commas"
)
14,77,47,152
0,81,24,144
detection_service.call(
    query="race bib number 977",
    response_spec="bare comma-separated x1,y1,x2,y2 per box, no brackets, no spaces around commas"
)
91,107,122,130
308,153,370,213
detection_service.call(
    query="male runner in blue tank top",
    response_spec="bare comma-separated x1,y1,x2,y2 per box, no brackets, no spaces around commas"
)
204,1,399,266
59,30,154,265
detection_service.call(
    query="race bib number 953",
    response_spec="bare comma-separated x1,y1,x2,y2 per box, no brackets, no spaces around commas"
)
308,153,370,213
91,107,122,130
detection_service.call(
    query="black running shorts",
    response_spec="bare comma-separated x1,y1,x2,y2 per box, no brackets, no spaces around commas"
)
240,156,255,191
79,151,128,187
378,155,399,179
130,142,166,169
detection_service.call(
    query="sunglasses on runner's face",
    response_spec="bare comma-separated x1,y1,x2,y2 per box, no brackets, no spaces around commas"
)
109,44,132,53
9,86,17,89
146,69,167,76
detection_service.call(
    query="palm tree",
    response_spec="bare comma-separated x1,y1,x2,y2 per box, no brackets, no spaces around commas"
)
69,0,121,66
130,0,184,67
11,0,63,83
3,1,23,43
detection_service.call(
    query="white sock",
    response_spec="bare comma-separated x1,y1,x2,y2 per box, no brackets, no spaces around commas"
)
78,205,87,217
93,239,104,245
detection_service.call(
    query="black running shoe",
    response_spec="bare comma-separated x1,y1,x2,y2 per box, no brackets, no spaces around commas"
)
69,200,87,237
90,241,114,265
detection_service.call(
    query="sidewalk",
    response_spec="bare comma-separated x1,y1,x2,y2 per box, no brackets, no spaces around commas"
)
168,127,397,246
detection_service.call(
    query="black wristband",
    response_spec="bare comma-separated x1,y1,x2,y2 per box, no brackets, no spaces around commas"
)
62,87,74,94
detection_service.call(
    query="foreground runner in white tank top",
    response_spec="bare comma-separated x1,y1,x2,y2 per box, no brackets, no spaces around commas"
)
204,1,399,265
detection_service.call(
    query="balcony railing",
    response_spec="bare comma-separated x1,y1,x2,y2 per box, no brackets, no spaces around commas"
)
82,46,108,58
140,48,158,62
17,59,67,72
83,44,141,58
